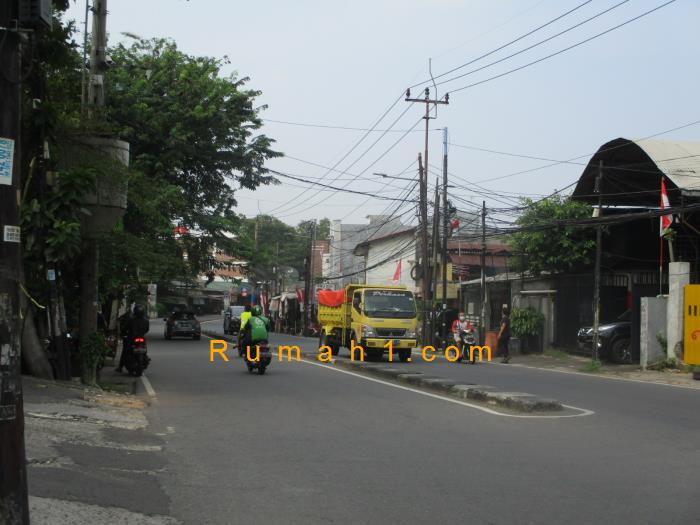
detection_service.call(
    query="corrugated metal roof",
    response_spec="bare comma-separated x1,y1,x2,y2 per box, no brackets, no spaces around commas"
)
630,139,700,195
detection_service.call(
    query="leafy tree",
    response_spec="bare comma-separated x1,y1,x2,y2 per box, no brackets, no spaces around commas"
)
102,36,281,290
510,196,595,275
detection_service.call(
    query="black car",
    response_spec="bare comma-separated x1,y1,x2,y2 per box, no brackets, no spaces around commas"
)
223,305,246,335
165,311,201,340
577,310,632,363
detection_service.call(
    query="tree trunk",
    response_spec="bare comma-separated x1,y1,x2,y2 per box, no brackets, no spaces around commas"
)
18,265,53,379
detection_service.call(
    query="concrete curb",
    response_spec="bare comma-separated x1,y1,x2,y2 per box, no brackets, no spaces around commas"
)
203,331,563,413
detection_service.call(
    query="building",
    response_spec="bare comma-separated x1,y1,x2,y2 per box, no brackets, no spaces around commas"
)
353,227,417,289
327,215,405,287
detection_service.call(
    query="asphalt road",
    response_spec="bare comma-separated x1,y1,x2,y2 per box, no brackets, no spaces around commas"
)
144,319,700,524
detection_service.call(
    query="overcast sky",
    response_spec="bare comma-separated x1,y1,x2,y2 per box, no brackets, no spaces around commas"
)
65,0,700,227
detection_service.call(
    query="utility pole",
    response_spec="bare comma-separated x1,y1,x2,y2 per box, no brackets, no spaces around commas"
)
480,201,486,346
430,179,441,346
0,1,30,522
274,241,279,295
592,161,604,363
303,221,315,335
417,154,429,344
87,0,107,111
406,88,448,347
440,127,449,347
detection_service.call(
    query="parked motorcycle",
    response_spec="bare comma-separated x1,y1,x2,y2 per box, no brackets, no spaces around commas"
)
243,341,272,375
458,329,478,364
125,336,151,377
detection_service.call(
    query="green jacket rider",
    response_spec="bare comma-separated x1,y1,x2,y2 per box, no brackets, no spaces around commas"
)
243,305,270,346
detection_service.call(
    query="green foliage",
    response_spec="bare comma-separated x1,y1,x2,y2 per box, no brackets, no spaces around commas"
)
655,332,668,354
80,331,108,385
510,195,595,275
581,359,602,373
510,307,544,338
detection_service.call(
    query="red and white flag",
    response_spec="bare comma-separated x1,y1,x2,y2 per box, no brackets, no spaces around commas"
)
660,177,673,236
392,258,402,284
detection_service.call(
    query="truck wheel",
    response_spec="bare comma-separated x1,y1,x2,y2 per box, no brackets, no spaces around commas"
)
398,349,411,362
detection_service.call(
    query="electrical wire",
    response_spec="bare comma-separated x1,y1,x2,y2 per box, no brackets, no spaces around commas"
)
446,0,678,95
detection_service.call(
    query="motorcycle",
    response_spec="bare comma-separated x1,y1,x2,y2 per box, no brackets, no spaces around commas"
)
458,329,478,364
244,340,272,375
125,336,151,377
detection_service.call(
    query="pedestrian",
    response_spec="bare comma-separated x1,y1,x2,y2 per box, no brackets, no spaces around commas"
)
497,304,511,364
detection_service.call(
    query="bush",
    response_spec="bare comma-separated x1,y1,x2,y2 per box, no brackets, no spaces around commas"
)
511,307,544,338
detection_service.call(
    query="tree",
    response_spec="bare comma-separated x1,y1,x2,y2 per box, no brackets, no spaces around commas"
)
102,36,281,290
510,195,595,275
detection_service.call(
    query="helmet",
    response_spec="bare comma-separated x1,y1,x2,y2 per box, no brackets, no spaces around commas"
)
133,304,146,318
251,305,262,316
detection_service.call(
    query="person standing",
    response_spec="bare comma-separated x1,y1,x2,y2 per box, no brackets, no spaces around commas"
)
497,305,511,364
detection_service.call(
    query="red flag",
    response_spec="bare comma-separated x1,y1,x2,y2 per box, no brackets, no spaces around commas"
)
660,177,672,236
392,258,402,283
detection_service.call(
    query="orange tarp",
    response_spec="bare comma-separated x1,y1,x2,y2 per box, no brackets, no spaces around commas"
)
317,289,349,307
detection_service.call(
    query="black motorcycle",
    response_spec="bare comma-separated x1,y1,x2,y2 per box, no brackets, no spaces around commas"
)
458,329,478,364
125,336,150,377
244,340,272,375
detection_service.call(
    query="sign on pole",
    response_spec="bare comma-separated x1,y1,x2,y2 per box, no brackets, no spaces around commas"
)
0,138,14,186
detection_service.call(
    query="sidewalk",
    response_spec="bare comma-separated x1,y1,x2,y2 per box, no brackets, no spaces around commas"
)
23,374,178,524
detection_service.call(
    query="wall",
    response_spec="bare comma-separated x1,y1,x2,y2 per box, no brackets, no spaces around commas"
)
640,296,667,368
364,233,416,289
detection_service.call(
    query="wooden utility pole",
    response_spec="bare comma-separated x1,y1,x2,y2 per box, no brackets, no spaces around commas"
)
303,221,315,335
0,2,30,522
440,127,449,346
592,160,603,363
406,88,448,346
480,201,486,345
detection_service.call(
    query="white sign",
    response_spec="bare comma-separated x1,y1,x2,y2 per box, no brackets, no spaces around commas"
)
3,226,20,243
47,269,56,281
0,138,14,186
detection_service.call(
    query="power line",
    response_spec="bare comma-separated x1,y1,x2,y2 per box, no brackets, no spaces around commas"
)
268,169,419,203
447,0,678,95
409,0,596,90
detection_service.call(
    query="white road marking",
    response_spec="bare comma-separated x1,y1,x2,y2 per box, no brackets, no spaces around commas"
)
199,319,222,324
141,374,156,398
299,358,594,419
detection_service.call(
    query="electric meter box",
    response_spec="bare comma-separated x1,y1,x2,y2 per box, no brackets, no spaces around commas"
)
19,0,53,29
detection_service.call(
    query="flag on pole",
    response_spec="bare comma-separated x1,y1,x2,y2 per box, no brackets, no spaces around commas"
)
660,177,672,236
392,258,402,284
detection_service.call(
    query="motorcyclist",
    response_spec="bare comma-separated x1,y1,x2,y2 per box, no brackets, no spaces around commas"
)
237,304,253,355
451,312,473,345
241,304,270,354
117,304,150,373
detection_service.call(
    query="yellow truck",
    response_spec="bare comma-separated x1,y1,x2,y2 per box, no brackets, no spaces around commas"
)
317,284,418,361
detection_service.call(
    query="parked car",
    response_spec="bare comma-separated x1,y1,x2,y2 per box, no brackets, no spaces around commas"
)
223,305,246,335
577,310,632,363
164,311,201,340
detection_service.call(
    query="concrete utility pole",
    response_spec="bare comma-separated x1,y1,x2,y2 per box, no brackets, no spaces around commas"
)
406,88,448,346
592,160,604,363
430,179,441,345
480,201,486,345
0,1,30,522
417,154,429,343
87,0,108,111
440,127,449,347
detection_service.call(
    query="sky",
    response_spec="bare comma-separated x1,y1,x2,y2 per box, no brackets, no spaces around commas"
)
65,0,700,228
